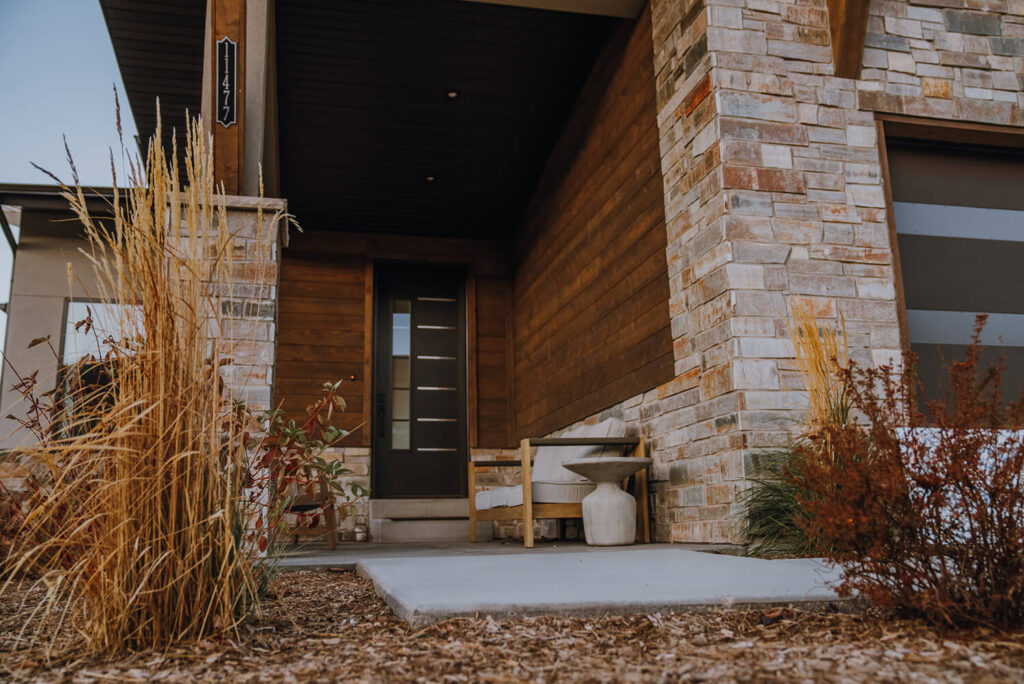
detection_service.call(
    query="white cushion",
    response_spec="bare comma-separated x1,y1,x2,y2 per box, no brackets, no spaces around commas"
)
472,417,630,511
531,417,628,483
474,486,515,510
473,481,598,510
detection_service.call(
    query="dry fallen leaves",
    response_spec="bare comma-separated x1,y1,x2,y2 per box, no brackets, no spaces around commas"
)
0,571,1021,682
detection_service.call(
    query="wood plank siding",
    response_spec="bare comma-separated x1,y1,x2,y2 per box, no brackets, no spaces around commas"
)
273,7,669,449
512,7,674,438
274,231,513,448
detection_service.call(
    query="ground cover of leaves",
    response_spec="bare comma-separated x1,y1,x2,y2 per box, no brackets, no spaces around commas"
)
1,570,1022,682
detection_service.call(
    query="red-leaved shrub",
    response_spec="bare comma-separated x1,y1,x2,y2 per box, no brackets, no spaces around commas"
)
789,317,1024,628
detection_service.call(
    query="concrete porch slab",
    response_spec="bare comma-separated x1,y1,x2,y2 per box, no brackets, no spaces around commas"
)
353,547,846,627
278,540,723,571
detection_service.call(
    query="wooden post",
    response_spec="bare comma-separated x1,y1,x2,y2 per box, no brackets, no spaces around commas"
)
521,439,534,548
362,257,374,446
211,0,245,194
467,460,477,542
634,437,650,543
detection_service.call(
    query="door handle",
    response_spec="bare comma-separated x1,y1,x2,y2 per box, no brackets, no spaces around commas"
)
376,393,387,438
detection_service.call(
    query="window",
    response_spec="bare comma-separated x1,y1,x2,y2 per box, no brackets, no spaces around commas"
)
62,300,142,365
888,139,1024,402
390,298,411,450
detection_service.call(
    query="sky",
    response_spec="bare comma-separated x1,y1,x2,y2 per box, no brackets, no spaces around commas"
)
0,0,136,347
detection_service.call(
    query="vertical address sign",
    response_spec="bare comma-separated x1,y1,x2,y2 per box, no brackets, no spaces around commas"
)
216,36,238,128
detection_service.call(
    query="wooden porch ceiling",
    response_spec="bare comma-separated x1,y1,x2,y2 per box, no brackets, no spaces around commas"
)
275,0,618,239
99,0,206,155
100,0,619,240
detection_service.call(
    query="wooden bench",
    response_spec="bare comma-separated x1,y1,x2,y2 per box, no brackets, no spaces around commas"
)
468,436,650,548
281,472,339,550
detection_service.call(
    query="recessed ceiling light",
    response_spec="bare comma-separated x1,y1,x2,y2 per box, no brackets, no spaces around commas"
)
425,175,436,183
447,90,459,99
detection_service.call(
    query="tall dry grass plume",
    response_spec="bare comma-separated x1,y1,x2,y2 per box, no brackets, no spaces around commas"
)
741,300,853,556
2,112,278,652
785,299,852,431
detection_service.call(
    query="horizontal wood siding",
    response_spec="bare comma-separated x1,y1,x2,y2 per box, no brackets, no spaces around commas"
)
276,240,367,444
274,231,513,448
513,7,673,438
476,275,513,447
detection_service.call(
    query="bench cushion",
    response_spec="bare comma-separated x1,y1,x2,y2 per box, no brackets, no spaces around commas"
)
473,480,598,510
473,417,630,511
531,417,628,483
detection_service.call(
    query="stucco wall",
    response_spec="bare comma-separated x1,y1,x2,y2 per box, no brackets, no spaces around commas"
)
0,210,100,450
0,197,285,453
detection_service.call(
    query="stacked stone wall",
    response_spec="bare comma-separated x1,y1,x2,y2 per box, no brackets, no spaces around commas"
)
641,0,1023,543
216,197,285,414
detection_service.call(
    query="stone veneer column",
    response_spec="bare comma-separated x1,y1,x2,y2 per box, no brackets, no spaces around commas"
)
650,0,762,544
648,0,1022,543
215,196,285,414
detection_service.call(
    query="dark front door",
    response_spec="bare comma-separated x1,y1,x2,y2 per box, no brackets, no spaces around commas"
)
373,263,468,498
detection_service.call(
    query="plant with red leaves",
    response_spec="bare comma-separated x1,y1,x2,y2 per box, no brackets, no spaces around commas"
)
788,316,1024,629
236,380,369,553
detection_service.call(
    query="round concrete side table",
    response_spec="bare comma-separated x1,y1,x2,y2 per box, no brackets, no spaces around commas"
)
562,457,652,546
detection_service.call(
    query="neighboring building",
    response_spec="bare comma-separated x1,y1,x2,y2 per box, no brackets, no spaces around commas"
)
2,0,1022,544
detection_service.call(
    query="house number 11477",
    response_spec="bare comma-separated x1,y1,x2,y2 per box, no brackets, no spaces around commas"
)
216,36,237,128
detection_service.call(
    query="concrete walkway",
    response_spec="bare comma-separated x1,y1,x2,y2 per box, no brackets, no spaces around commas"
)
311,546,847,627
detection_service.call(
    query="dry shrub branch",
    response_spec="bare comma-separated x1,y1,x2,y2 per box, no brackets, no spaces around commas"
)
790,316,1024,629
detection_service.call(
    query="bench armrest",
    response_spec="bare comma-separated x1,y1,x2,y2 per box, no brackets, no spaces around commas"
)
527,437,640,447
470,437,642,469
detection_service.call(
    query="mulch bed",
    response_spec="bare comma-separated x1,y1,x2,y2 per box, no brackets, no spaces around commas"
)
1,570,1022,682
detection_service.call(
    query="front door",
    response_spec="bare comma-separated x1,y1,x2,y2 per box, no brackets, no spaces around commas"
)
373,263,468,498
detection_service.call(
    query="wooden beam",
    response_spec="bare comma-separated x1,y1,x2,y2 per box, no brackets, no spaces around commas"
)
211,0,245,194
529,437,640,446
827,0,870,79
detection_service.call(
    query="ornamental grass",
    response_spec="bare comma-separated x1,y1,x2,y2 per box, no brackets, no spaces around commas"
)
784,298,851,432
0,110,278,653
743,300,852,557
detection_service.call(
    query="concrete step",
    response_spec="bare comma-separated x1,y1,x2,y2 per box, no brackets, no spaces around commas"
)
370,498,469,520
372,518,493,543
